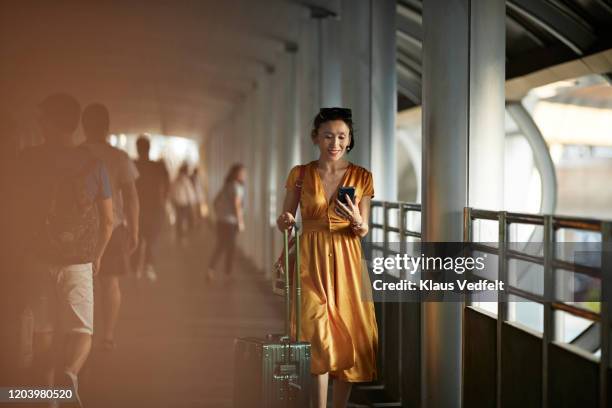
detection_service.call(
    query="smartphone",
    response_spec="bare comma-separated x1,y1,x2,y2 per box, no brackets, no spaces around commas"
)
338,186,356,206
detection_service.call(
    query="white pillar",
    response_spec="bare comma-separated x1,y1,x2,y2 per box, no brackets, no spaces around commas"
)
469,0,506,211
341,0,397,200
421,0,505,407
318,16,342,108
370,0,397,201
341,0,370,169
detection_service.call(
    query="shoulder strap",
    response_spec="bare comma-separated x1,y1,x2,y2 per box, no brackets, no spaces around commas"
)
295,165,306,202
291,164,306,230
273,166,306,264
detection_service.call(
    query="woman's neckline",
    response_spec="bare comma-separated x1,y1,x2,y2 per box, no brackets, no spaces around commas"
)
312,159,352,172
312,160,353,205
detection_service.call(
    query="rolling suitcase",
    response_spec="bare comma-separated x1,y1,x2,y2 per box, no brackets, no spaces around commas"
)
234,227,311,407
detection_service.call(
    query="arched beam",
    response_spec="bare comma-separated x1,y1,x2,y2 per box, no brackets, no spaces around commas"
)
506,0,596,56
506,101,557,215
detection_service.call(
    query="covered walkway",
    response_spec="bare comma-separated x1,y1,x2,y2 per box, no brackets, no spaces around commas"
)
2,1,612,407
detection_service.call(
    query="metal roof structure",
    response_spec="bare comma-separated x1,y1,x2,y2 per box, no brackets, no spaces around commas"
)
397,0,612,109
2,0,612,138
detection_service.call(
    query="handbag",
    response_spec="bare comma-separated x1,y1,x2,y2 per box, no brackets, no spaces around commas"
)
272,165,305,296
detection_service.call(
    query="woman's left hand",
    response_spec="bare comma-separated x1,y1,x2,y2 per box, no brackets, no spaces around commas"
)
335,194,363,226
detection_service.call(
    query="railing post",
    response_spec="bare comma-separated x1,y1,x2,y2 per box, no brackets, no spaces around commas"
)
368,202,376,243
379,201,389,379
398,203,406,402
463,207,473,306
463,207,472,243
399,203,406,246
600,221,612,407
542,215,555,408
383,201,389,250
497,212,508,408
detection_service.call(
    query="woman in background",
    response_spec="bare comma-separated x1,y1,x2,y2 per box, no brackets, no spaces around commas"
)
207,163,246,281
170,163,197,244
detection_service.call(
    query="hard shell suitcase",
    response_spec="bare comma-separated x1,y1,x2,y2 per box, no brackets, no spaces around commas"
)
234,227,311,408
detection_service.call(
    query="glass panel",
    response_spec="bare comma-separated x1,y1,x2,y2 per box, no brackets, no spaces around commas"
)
508,223,542,243
470,302,499,316
388,231,401,243
555,268,600,305
507,258,544,297
472,219,499,243
508,296,543,333
555,309,598,356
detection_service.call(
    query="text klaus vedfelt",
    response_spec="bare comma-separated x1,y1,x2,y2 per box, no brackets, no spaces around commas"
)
370,254,505,292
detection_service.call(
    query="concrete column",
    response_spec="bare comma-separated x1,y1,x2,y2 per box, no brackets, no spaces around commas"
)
246,91,265,269
275,53,292,207
341,0,370,169
469,0,506,211
370,0,397,201
341,0,397,200
259,69,278,275
268,51,300,266
318,17,342,108
296,16,321,163
421,1,505,407
285,44,300,167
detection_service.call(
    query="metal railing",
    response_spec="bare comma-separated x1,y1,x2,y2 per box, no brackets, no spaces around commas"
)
369,201,423,243
367,200,612,408
367,201,422,404
465,208,612,408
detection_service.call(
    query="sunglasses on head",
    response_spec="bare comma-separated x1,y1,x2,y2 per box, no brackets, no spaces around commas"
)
318,107,352,120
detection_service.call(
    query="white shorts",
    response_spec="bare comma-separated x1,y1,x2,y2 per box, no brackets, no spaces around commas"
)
28,261,94,335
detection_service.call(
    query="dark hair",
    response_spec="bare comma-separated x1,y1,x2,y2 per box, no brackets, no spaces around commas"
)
225,163,245,185
38,93,81,134
179,162,190,175
311,107,354,152
136,135,150,156
82,103,110,137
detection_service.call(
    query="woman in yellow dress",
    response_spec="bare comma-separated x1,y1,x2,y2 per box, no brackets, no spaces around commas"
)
276,107,378,408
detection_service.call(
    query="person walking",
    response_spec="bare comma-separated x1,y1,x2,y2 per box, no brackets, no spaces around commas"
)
190,167,207,228
276,107,377,408
170,163,197,245
81,103,140,351
133,136,170,282
207,163,246,281
19,93,114,406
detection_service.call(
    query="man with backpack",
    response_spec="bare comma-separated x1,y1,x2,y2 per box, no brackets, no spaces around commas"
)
18,93,114,406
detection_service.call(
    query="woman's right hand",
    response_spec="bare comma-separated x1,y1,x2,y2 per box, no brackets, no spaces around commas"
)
277,211,296,231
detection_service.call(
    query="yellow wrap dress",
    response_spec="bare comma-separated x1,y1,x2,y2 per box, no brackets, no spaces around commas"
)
286,161,378,382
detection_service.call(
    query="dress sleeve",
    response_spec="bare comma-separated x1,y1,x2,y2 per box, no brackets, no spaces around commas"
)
234,182,245,200
362,169,374,198
284,165,301,189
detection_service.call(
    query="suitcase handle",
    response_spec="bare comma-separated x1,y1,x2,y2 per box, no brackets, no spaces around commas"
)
283,227,301,340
